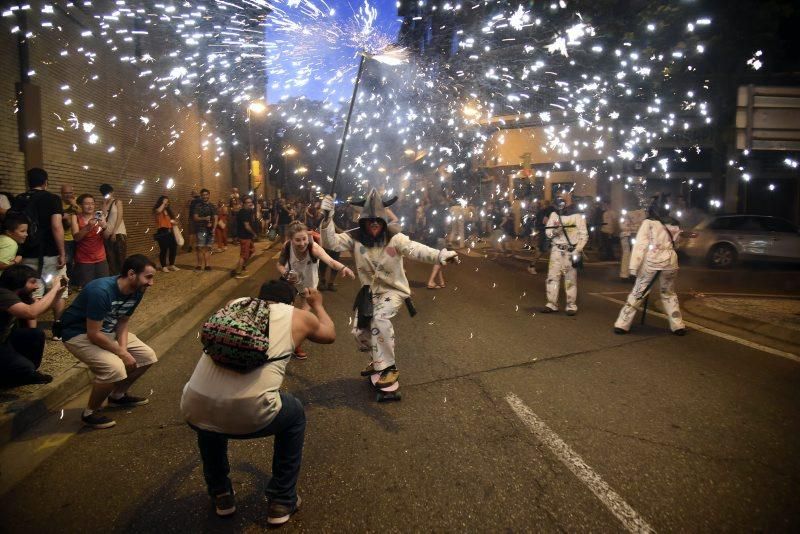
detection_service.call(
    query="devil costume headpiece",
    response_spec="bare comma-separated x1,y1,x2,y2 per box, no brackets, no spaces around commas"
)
646,194,677,224
350,188,399,247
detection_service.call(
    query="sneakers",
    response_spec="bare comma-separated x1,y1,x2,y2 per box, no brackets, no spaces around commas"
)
360,361,376,376
613,327,627,335
214,491,236,517
20,371,53,385
375,366,399,388
81,411,116,429
566,310,577,316
267,495,302,526
673,328,688,336
540,307,557,314
107,394,149,408
52,320,63,341
169,265,180,271
161,267,170,273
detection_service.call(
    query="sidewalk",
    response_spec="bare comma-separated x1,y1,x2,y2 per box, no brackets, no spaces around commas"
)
683,295,800,346
0,239,279,446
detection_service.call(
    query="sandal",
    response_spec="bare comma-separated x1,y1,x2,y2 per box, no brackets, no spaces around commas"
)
426,284,442,289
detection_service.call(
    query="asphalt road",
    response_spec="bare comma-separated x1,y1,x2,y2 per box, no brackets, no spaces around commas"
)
1,251,799,532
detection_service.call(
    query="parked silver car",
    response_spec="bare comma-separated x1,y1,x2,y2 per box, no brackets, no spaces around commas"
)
680,215,800,268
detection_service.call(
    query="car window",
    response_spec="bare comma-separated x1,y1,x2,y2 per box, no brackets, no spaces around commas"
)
739,217,768,231
763,218,797,233
709,217,736,230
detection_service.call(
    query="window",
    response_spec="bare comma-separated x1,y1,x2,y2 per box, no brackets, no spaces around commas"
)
762,217,797,233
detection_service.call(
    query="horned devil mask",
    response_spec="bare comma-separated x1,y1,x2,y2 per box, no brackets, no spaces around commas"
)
351,188,398,247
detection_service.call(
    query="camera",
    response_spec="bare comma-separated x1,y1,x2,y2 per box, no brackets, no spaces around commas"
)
94,210,103,220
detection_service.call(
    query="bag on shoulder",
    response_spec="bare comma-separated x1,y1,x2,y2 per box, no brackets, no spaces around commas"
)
9,190,43,253
200,297,289,371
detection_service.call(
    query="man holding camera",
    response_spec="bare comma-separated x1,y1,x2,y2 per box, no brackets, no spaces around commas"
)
541,192,588,316
0,265,66,386
61,254,158,429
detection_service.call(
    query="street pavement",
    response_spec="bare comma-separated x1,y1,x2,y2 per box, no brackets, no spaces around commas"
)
1,251,799,532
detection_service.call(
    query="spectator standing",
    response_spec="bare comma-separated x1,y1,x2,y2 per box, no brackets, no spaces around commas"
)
71,194,110,289
100,184,127,275
192,189,217,272
600,201,618,261
14,168,67,340
214,200,229,252
276,198,292,240
0,213,28,271
228,195,241,246
61,184,79,281
230,196,258,277
61,254,158,429
0,265,66,386
153,196,179,272
180,281,335,524
184,190,200,252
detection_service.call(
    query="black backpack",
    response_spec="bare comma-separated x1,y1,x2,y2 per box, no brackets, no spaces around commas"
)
10,190,44,255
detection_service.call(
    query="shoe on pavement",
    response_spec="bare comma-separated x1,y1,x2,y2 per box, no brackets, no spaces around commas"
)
673,328,688,336
375,367,399,388
267,495,302,526
81,412,116,429
162,267,170,273
204,266,212,271
613,327,627,335
566,310,577,316
214,491,236,517
360,361,376,376
21,371,53,385
195,266,202,272
52,320,63,341
293,347,308,360
540,307,557,313
169,265,180,271
107,394,149,408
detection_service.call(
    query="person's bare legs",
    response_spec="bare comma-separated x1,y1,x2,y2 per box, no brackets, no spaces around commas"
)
437,266,446,287
111,364,152,397
88,383,116,411
428,264,442,287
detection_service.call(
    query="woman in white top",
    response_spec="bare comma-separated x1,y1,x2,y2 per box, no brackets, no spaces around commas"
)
614,198,687,335
100,184,127,275
276,221,354,358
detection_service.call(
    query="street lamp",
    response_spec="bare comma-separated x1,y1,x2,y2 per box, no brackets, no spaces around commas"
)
246,101,266,196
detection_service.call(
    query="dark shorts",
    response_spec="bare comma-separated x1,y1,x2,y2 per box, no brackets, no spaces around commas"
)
196,229,214,248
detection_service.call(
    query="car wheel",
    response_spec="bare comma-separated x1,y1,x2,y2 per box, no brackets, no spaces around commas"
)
708,244,737,269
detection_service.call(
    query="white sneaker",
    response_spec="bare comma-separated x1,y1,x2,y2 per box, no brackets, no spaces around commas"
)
170,265,180,271
161,267,170,273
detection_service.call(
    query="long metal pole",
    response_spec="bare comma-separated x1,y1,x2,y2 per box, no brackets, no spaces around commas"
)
329,53,367,196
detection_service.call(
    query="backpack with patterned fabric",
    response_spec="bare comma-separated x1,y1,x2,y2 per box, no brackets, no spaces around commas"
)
200,297,290,371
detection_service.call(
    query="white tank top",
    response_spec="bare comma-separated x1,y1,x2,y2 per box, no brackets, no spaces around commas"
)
288,242,319,292
180,303,296,435
105,199,127,236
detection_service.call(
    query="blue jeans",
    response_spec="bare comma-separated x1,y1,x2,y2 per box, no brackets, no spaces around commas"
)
190,392,305,506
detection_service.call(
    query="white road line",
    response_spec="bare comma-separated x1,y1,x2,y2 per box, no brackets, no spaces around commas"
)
590,293,800,363
506,393,655,534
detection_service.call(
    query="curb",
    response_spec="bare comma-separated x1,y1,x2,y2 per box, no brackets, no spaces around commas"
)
683,298,800,346
0,240,280,447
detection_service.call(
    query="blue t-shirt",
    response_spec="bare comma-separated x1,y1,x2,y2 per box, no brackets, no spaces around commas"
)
61,276,143,341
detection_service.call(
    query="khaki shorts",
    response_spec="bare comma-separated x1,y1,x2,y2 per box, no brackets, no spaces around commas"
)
64,332,157,384
22,256,69,299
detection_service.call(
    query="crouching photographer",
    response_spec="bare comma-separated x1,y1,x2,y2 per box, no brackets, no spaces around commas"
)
0,265,66,386
180,280,335,525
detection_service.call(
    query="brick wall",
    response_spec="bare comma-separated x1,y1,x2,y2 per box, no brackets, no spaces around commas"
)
0,3,249,258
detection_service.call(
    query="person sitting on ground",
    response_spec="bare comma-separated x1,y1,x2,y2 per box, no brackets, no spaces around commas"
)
180,281,336,525
0,265,66,386
60,254,158,429
0,213,29,271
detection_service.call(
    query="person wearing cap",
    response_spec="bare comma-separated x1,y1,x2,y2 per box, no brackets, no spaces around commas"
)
320,189,459,388
99,184,127,275
180,281,335,525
